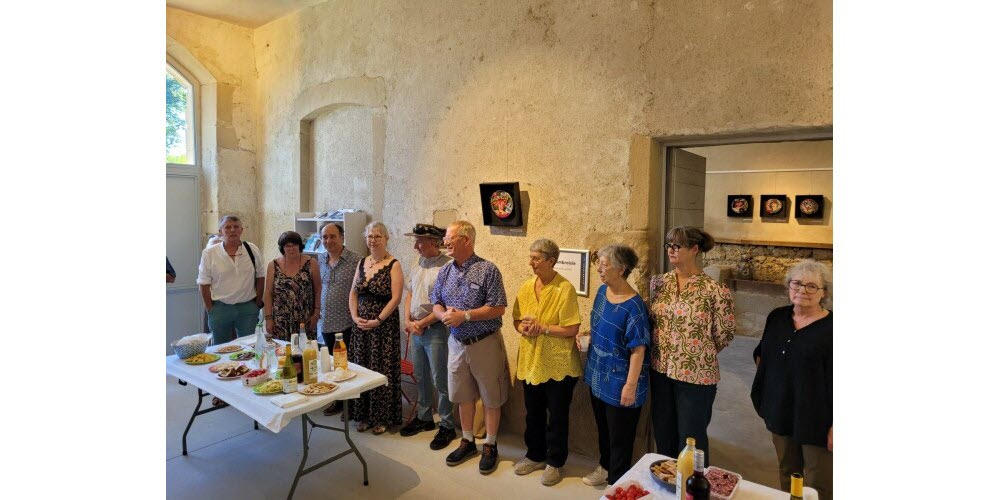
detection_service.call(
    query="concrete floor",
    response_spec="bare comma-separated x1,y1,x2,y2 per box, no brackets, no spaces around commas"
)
166,336,780,498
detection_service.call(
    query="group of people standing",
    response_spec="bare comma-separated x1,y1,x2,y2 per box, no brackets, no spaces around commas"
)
193,215,832,498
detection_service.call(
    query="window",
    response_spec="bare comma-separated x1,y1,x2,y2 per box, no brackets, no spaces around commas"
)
166,64,195,165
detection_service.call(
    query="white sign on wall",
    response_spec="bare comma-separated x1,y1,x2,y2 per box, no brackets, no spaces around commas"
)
553,248,590,297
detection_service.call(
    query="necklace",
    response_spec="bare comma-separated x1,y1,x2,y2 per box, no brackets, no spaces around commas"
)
365,254,390,271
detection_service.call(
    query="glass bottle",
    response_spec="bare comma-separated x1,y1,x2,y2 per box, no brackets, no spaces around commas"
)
677,437,696,499
684,449,711,500
790,473,804,500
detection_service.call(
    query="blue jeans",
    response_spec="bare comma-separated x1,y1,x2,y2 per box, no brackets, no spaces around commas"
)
207,300,259,344
411,322,454,429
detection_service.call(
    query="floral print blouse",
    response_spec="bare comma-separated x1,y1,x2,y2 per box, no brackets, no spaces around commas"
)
648,271,736,385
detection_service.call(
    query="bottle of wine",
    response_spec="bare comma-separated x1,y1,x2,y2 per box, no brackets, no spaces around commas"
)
685,449,711,500
302,337,318,384
280,343,298,394
677,437,696,499
292,328,304,383
333,332,348,370
789,473,804,500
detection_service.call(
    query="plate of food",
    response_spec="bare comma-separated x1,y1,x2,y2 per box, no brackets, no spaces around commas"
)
705,466,742,500
299,381,338,396
730,198,749,215
765,198,783,215
209,361,243,373
229,351,256,361
252,380,283,395
490,190,514,219
217,364,250,380
322,367,357,383
214,344,244,354
649,458,678,492
183,353,221,365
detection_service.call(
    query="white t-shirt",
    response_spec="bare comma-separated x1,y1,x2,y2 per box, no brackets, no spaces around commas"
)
406,253,452,320
196,241,266,304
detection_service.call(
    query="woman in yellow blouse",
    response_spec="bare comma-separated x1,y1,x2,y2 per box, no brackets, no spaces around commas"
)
648,227,736,466
511,239,582,487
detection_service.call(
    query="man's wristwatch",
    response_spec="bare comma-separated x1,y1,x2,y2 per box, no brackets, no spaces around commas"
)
464,311,472,322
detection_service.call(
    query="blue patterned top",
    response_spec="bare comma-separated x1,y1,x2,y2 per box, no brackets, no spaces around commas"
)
584,284,651,408
430,254,507,342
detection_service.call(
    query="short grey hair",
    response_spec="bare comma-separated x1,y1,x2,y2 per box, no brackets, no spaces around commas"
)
785,259,832,306
365,221,389,241
218,214,242,230
450,220,477,245
529,239,560,262
597,244,639,279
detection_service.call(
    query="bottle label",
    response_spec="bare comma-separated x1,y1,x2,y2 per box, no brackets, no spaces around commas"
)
677,472,684,499
281,377,297,394
334,351,348,370
308,360,318,380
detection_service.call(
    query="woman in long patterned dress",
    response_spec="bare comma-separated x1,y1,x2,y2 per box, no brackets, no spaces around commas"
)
348,221,403,435
648,226,736,466
264,231,321,341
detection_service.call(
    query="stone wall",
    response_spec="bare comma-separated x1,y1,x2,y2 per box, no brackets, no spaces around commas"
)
704,243,833,283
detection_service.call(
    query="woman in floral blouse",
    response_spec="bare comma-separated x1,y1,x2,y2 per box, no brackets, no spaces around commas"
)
648,227,735,466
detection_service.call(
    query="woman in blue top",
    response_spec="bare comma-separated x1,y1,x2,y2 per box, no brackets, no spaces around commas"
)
577,244,651,486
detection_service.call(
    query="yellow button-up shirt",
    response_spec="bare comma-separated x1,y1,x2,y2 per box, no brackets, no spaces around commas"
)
511,273,583,385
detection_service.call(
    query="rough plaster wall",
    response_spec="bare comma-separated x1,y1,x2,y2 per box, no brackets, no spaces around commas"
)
248,0,831,456
166,7,261,244
312,106,375,215
689,141,833,244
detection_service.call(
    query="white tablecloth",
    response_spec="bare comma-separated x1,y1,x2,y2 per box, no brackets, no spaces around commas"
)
166,339,388,433
609,453,819,500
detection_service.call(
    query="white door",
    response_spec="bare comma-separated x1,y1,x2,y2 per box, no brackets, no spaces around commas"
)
166,170,203,354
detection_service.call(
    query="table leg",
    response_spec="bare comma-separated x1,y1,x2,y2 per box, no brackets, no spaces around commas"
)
284,399,371,499
180,387,230,456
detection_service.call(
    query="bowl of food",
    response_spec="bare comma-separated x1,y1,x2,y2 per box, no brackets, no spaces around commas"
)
705,466,742,500
171,333,212,359
649,458,678,492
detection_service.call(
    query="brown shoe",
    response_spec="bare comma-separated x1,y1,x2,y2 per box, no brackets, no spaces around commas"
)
323,401,343,416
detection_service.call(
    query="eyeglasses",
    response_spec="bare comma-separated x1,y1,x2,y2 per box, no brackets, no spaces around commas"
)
788,280,825,294
365,234,384,240
443,235,467,244
664,243,686,252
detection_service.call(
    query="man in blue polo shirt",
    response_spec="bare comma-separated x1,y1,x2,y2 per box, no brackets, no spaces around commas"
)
431,220,508,475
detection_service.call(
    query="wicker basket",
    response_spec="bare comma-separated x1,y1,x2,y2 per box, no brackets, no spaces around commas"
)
172,337,210,359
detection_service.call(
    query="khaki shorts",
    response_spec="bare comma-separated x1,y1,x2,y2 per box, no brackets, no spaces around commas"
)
447,332,510,408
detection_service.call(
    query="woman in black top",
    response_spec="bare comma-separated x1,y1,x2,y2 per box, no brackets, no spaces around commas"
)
751,259,833,499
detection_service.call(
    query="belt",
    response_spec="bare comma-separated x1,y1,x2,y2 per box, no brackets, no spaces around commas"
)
457,330,495,346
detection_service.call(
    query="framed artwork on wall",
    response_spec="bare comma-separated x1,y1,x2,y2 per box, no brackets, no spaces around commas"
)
727,195,753,217
795,195,825,218
479,182,524,227
760,195,787,218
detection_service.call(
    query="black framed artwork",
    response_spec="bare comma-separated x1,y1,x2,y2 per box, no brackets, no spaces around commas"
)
760,194,787,218
795,195,824,218
727,195,753,217
479,182,523,227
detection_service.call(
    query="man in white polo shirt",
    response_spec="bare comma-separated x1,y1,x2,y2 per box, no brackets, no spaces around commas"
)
197,215,265,344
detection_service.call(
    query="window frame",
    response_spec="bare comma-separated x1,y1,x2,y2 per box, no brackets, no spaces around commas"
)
166,56,200,174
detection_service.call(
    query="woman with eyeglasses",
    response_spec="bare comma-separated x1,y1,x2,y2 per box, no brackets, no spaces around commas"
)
751,259,833,499
348,221,404,435
576,244,650,487
647,226,735,467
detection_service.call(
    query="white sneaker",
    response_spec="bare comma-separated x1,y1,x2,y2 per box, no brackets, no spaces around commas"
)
513,457,546,475
582,465,608,486
541,465,561,486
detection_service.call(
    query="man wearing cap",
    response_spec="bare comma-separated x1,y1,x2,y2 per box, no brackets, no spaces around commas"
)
318,222,363,416
399,224,457,450
431,220,509,474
